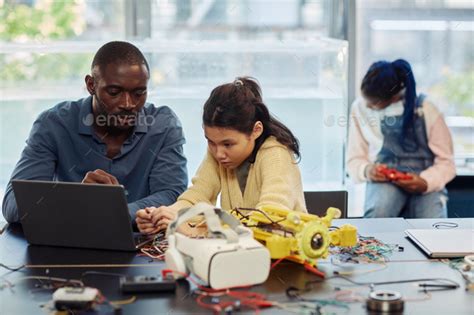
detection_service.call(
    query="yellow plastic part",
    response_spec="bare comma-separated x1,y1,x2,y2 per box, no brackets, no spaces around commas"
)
330,224,358,246
230,206,358,266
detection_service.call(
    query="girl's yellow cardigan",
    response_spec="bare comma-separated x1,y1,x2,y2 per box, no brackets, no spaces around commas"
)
173,136,307,212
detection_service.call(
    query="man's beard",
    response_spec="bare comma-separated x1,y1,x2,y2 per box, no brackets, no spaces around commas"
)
94,95,138,132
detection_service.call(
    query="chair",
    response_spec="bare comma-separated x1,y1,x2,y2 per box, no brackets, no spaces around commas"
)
446,175,473,218
304,191,348,218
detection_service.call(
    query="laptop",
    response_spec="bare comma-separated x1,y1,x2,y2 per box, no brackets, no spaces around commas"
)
12,180,153,251
405,228,474,258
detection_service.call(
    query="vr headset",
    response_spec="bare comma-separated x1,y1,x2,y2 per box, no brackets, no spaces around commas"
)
165,203,270,289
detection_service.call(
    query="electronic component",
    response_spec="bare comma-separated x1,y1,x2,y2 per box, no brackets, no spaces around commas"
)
120,275,176,293
52,287,99,311
366,290,404,314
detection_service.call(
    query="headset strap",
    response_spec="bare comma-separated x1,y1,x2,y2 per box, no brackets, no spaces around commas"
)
166,203,249,243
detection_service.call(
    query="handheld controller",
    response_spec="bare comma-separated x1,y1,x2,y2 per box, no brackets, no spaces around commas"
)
376,165,413,181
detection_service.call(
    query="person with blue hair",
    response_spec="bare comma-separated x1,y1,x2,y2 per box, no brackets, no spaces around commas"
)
347,59,455,218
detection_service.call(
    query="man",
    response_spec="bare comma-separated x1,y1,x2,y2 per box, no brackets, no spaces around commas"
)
2,41,188,223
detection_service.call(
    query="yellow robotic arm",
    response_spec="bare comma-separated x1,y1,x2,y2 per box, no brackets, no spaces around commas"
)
230,206,357,267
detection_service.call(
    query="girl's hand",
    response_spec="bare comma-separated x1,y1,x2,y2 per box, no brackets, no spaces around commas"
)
149,205,179,232
136,207,160,235
393,173,428,193
365,164,389,182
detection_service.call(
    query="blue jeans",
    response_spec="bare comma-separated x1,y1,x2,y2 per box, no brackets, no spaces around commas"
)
364,182,448,218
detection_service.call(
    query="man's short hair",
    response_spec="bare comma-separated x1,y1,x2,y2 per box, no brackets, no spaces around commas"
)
91,41,150,74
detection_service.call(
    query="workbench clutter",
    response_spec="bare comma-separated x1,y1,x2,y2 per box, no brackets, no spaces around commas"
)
0,210,468,314
162,203,358,287
156,204,465,314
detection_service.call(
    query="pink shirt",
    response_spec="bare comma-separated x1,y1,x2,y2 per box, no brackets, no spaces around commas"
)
346,98,456,193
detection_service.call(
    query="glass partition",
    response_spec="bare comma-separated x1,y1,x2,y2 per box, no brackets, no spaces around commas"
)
0,0,348,207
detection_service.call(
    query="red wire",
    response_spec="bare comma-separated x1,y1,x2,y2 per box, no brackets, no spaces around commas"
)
270,256,288,269
271,256,325,278
162,269,273,314
197,292,271,315
196,294,227,314
303,263,326,278
227,291,266,301
228,291,274,311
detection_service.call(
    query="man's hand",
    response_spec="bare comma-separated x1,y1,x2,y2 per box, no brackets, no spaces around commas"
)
365,164,389,182
393,173,428,194
82,169,119,185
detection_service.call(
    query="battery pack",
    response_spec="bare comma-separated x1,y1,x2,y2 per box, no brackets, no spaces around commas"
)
120,275,176,293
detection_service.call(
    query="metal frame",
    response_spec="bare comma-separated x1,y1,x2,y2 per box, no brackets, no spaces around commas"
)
125,0,152,39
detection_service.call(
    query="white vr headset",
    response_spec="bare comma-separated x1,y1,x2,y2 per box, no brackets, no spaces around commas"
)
165,203,270,289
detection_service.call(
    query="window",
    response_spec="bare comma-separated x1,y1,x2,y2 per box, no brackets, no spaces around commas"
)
0,1,348,205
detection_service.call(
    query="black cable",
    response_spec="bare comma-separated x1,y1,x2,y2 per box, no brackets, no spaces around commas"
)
233,207,295,237
286,285,348,311
244,218,287,227
230,208,250,220
233,207,279,224
293,274,460,298
0,263,25,272
304,275,339,291
432,222,458,229
331,273,460,288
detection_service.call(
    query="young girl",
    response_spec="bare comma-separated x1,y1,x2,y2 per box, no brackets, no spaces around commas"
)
137,77,307,234
347,59,455,218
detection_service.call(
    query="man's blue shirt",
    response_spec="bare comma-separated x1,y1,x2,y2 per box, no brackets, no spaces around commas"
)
2,96,188,223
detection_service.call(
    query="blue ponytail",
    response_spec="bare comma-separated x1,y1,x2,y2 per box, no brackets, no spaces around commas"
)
391,59,418,150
